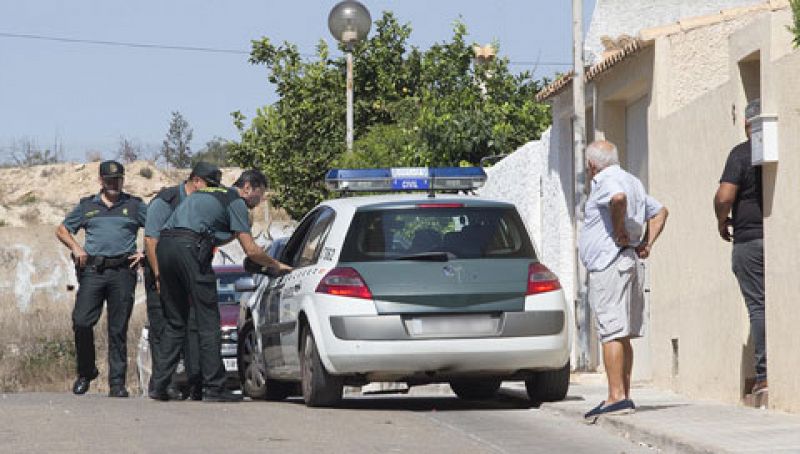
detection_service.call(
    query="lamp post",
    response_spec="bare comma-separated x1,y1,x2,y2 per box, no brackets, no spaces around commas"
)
328,0,371,152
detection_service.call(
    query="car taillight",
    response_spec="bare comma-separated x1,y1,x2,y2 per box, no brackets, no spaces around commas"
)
527,263,562,295
315,267,373,300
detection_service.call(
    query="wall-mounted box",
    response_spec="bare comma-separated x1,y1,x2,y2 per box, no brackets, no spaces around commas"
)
751,114,778,165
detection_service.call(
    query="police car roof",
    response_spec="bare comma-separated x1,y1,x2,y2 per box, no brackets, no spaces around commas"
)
319,193,515,211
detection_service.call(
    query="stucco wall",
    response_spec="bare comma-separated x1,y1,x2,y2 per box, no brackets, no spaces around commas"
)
665,16,756,116
762,50,800,413
585,0,761,64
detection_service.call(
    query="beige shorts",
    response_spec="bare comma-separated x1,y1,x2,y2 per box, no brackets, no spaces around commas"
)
588,248,645,343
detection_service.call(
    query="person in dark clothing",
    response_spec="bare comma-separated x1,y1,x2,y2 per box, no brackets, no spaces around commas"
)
149,169,292,402
714,99,766,395
143,162,221,400
55,160,147,397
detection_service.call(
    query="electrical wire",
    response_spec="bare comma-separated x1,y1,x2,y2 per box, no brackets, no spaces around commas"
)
0,31,571,66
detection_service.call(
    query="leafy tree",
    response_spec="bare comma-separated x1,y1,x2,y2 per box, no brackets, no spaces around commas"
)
191,137,235,167
231,12,550,218
790,0,800,47
161,111,193,168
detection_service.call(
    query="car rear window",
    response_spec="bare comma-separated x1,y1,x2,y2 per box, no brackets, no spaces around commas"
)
340,206,536,261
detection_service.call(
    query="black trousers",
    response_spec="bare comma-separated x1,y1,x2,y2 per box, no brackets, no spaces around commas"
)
732,238,766,381
152,235,226,391
72,265,136,385
143,262,201,391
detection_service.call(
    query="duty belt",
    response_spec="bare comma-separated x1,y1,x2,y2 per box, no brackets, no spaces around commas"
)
86,254,129,270
160,228,206,241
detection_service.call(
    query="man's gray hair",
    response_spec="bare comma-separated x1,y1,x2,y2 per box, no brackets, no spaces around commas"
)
745,98,761,123
586,140,620,170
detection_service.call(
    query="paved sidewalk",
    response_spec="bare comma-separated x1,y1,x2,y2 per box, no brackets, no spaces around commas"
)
505,374,800,453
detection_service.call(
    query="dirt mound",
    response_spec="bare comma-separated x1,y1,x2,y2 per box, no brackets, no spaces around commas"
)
0,161,280,227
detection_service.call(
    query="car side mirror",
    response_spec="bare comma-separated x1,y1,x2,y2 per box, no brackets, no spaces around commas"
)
234,276,258,292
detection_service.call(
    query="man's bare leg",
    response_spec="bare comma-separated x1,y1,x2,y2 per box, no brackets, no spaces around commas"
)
621,337,633,399
602,339,627,404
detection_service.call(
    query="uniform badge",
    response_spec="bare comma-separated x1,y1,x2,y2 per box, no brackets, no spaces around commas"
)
85,209,99,218
110,163,118,173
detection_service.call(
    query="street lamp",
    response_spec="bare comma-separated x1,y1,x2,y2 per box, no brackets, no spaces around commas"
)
328,0,371,151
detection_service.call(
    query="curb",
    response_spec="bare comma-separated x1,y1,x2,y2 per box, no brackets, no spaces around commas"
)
540,401,721,454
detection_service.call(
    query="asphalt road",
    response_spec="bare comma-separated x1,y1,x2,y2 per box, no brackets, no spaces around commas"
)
0,388,653,453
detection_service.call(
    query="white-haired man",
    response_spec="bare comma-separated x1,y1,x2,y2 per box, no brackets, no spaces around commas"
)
580,140,668,420
714,99,766,395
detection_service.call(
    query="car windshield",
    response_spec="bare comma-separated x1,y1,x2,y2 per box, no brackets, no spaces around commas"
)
216,272,250,305
340,206,536,262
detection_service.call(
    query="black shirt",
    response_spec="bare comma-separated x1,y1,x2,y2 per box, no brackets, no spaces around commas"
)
719,140,763,243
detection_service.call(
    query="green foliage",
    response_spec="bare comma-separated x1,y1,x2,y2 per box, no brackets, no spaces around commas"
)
161,111,193,168
790,0,800,47
231,12,551,218
191,137,235,167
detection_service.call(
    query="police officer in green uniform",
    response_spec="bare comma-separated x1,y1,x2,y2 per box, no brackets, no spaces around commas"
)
143,162,221,399
55,160,147,397
150,169,291,402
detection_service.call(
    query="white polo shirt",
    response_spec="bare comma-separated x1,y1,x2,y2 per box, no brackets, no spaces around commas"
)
579,165,663,272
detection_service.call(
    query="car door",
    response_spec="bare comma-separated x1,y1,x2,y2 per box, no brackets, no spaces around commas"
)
278,207,336,377
260,211,320,378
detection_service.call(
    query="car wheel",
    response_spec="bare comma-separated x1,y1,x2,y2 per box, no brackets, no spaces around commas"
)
238,320,292,401
449,379,502,400
525,361,570,403
301,330,343,407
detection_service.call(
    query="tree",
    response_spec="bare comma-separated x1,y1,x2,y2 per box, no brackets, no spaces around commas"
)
230,12,551,218
161,111,193,168
790,0,800,47
9,137,63,167
116,136,142,163
191,137,234,167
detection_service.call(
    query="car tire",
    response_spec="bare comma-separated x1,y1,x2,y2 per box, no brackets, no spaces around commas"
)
238,320,292,401
301,330,343,407
449,379,502,400
525,361,570,403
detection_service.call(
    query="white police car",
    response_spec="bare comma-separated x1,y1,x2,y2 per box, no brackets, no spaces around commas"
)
237,167,573,407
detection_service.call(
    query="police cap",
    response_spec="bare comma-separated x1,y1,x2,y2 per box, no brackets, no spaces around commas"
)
191,161,222,187
99,160,124,178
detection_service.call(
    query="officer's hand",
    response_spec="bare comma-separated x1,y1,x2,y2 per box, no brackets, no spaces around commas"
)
275,262,293,276
717,218,732,242
128,251,145,269
154,273,161,293
635,243,651,259
72,247,88,268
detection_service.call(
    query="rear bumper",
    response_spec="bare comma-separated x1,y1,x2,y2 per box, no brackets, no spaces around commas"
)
325,334,569,377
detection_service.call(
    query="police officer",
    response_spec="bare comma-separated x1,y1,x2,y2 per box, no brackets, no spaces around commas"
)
143,162,221,399
55,160,147,397
150,169,291,402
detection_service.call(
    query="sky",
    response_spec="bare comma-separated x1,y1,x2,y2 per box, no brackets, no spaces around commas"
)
0,1,595,162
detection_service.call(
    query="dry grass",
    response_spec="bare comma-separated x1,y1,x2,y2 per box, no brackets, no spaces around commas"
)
0,292,147,394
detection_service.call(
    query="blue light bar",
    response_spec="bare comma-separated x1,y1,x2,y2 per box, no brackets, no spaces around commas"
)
325,167,487,192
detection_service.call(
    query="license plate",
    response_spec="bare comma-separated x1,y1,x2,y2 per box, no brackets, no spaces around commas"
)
223,358,238,372
405,314,500,337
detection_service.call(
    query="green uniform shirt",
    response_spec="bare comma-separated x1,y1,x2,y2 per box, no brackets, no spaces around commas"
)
162,187,251,245
63,192,147,256
144,183,188,238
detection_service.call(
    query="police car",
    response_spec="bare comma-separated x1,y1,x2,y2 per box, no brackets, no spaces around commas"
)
237,167,573,407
